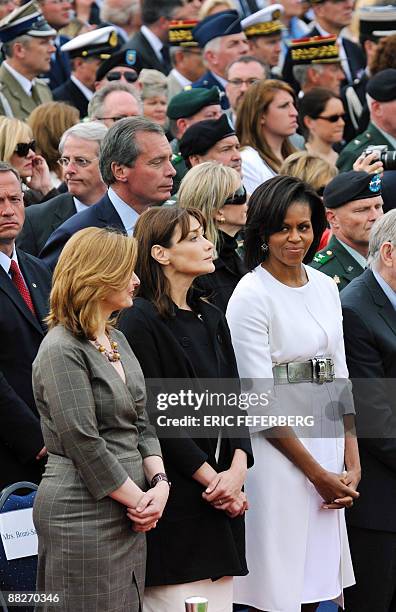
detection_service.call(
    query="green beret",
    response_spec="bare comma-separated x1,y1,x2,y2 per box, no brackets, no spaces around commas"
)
167,86,221,120
323,171,382,209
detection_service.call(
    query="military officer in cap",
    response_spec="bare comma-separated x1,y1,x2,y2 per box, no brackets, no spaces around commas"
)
52,26,120,118
290,35,345,96
342,5,396,142
241,5,284,75
192,10,249,109
167,86,222,193
337,68,396,171
0,0,55,120
179,113,242,174
167,18,204,100
95,46,142,89
310,170,383,290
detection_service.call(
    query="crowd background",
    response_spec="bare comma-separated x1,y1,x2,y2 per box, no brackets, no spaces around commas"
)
0,0,395,610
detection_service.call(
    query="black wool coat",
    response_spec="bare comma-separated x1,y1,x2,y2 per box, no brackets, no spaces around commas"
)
118,296,253,587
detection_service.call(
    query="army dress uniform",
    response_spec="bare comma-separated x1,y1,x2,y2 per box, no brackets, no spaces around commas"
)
0,1,56,120
337,69,396,172
310,170,383,290
310,235,365,291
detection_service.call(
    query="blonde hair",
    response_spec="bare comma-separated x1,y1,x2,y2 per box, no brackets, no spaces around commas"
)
178,161,241,246
280,151,337,191
198,0,236,19
47,227,137,338
28,102,79,174
0,118,32,163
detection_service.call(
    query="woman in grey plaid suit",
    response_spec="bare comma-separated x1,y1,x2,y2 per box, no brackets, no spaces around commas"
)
32,228,169,611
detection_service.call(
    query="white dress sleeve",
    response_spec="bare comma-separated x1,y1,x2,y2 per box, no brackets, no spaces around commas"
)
241,147,276,195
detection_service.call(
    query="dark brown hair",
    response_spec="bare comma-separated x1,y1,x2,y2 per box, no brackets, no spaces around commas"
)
371,34,396,75
133,206,207,318
236,79,296,172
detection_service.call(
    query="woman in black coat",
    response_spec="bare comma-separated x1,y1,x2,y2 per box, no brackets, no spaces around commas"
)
178,161,248,312
118,206,253,612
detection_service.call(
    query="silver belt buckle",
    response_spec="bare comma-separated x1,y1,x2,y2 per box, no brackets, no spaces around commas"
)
311,358,334,384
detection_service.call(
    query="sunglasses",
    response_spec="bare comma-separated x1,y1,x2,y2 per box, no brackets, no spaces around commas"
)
224,185,247,206
14,140,36,157
106,70,138,83
317,113,346,123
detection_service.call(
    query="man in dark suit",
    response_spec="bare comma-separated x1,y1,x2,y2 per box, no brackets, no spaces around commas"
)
126,0,183,75
282,0,366,93
17,122,108,256
40,116,176,269
341,209,396,611
53,25,120,118
0,162,51,491
192,10,249,110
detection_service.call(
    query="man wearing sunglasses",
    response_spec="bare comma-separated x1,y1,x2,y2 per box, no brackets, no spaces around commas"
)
95,47,142,89
53,26,120,118
0,0,55,121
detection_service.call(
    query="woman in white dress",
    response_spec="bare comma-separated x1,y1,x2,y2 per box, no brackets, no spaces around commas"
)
226,175,361,612
236,80,298,194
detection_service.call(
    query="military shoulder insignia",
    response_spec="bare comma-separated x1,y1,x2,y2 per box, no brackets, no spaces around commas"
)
333,275,340,284
172,154,182,163
313,250,334,265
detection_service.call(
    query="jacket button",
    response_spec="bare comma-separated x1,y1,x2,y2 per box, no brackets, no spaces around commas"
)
216,333,223,344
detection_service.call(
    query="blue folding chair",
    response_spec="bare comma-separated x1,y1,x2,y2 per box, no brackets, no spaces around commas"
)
0,482,38,612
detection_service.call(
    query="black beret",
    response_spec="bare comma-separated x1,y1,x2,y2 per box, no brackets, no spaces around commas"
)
179,114,236,160
323,171,382,209
366,69,396,102
95,48,143,82
167,86,220,119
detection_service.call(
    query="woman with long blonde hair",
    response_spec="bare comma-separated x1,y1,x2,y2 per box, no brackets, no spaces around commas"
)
236,79,298,193
178,161,248,311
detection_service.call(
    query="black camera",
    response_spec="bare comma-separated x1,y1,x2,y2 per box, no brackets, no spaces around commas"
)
362,145,396,171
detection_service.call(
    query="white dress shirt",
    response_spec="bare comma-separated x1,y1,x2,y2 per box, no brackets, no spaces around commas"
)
3,62,35,95
141,25,163,63
107,187,139,236
70,75,94,101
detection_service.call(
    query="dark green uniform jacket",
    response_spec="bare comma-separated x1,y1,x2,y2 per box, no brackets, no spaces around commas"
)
309,235,365,291
336,121,393,173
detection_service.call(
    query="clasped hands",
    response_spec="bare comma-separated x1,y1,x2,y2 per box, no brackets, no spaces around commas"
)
127,481,169,533
202,469,248,518
313,468,361,510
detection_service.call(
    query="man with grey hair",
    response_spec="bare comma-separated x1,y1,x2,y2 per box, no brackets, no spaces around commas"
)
340,208,396,612
18,122,108,257
40,117,175,269
88,81,142,127
192,9,249,110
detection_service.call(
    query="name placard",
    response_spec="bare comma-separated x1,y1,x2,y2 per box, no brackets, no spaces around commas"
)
0,508,38,560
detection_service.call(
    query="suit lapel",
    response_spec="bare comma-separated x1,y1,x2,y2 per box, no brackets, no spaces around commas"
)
96,193,126,232
0,256,45,335
364,269,396,337
138,31,166,73
52,193,76,227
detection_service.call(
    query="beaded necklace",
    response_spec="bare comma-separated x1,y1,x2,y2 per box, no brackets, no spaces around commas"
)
93,336,121,362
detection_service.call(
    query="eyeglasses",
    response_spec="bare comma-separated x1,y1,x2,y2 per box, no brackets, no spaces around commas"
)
224,185,247,206
106,70,138,83
58,156,98,168
14,140,36,157
227,78,261,87
317,113,346,123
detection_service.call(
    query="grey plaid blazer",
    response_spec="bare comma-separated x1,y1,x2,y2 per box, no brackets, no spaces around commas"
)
32,325,162,611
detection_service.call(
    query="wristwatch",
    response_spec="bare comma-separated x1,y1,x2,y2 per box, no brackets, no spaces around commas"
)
150,472,171,488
